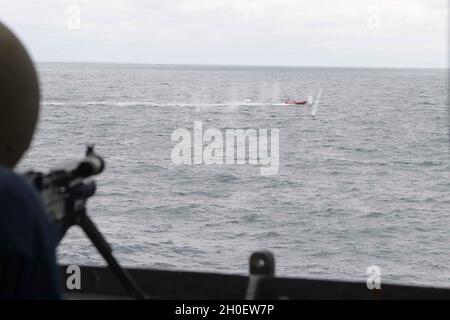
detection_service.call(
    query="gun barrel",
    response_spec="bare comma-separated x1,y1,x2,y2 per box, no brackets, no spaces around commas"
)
77,155,104,178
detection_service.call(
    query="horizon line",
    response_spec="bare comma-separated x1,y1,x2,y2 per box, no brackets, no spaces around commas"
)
35,60,449,70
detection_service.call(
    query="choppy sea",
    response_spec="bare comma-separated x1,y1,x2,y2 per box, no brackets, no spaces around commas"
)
19,63,450,287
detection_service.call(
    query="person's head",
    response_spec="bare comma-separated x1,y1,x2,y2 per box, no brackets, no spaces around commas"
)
0,22,39,168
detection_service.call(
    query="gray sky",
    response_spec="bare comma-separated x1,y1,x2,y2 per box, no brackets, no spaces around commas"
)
0,0,448,68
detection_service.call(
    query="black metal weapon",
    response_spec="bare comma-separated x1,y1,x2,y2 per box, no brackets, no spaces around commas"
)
23,145,147,300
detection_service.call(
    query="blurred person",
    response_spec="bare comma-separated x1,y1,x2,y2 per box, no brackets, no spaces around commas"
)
0,22,61,299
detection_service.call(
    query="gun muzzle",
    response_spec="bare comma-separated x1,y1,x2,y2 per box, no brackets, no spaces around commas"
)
77,155,104,178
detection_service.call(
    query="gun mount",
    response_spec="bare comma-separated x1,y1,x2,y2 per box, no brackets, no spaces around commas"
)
23,146,146,300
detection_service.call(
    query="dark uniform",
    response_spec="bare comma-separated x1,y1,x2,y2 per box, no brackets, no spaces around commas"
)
0,167,61,299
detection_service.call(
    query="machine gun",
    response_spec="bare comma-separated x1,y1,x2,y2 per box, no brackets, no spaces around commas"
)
23,145,146,299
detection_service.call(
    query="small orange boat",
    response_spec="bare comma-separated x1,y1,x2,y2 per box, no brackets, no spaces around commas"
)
284,100,307,105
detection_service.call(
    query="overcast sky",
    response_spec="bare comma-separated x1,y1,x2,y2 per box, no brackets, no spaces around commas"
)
0,0,448,68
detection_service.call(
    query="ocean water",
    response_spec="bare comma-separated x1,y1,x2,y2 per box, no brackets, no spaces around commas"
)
19,63,449,287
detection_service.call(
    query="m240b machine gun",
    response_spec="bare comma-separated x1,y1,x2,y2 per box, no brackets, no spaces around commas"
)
22,145,146,299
